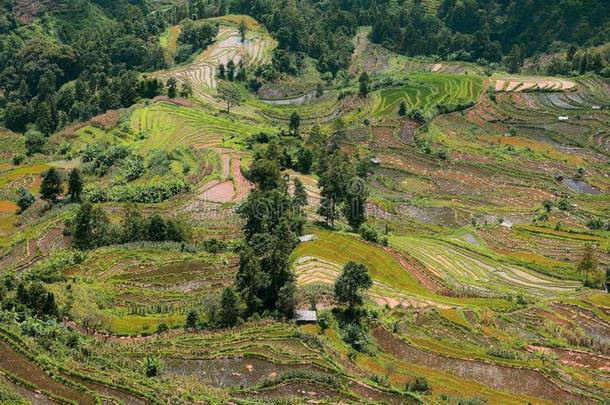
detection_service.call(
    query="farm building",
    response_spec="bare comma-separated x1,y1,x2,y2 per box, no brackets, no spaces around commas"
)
295,310,317,324
558,116,569,121
370,157,381,165
298,234,317,243
501,219,513,228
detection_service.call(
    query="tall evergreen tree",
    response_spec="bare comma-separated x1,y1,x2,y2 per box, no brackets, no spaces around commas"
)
67,168,83,202
40,168,63,202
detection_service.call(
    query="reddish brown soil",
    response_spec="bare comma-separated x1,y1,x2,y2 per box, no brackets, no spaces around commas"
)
348,380,417,404
151,96,193,108
232,155,252,201
382,245,449,294
371,126,404,149
239,381,344,401
528,346,610,371
38,227,63,254
398,120,419,145
90,110,120,130
0,341,96,405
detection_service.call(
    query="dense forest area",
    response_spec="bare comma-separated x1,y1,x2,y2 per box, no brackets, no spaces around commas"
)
1,0,609,135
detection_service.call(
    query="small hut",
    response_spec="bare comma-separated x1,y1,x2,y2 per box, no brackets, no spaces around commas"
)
295,310,317,324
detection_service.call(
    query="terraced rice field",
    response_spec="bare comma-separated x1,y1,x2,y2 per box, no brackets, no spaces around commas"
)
130,102,271,152
493,76,576,92
292,228,520,310
390,236,580,297
156,25,274,100
373,73,482,116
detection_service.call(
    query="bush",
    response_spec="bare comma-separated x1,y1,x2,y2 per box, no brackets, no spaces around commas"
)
27,249,86,283
406,376,431,395
156,323,169,334
12,154,24,165
16,187,35,212
359,224,388,246
85,178,190,203
201,238,226,254
143,356,162,377
341,322,376,355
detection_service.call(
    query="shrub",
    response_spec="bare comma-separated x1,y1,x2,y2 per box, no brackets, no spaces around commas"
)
122,154,144,181
340,322,376,355
16,187,35,212
12,154,24,165
27,249,86,283
406,376,431,395
359,224,388,246
201,238,226,254
143,356,162,377
85,178,190,203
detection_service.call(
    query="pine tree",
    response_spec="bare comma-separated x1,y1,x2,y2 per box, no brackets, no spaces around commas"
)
238,19,247,43
359,72,370,97
40,168,63,202
67,168,83,202
185,310,198,329
398,100,407,117
220,287,240,327
293,178,308,208
289,112,301,135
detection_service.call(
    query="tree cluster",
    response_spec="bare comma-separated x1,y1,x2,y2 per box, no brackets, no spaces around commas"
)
369,0,609,68
0,1,169,135
232,142,309,321
69,203,191,250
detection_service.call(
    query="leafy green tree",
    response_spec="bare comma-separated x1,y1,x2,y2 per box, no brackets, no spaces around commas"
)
504,44,524,73
220,287,240,327
245,158,282,190
67,168,83,202
578,244,603,288
179,80,192,98
398,100,407,117
147,214,167,241
406,377,432,395
334,262,373,309
185,310,198,329
289,112,301,135
239,19,247,43
216,81,242,113
542,199,554,213
276,278,297,319
226,60,236,81
358,72,370,97
71,203,110,250
235,246,268,314
293,178,308,208
24,128,46,156
40,168,63,202
166,77,178,98
297,147,314,174
344,178,368,231
16,188,35,213
121,205,145,242
218,63,226,79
